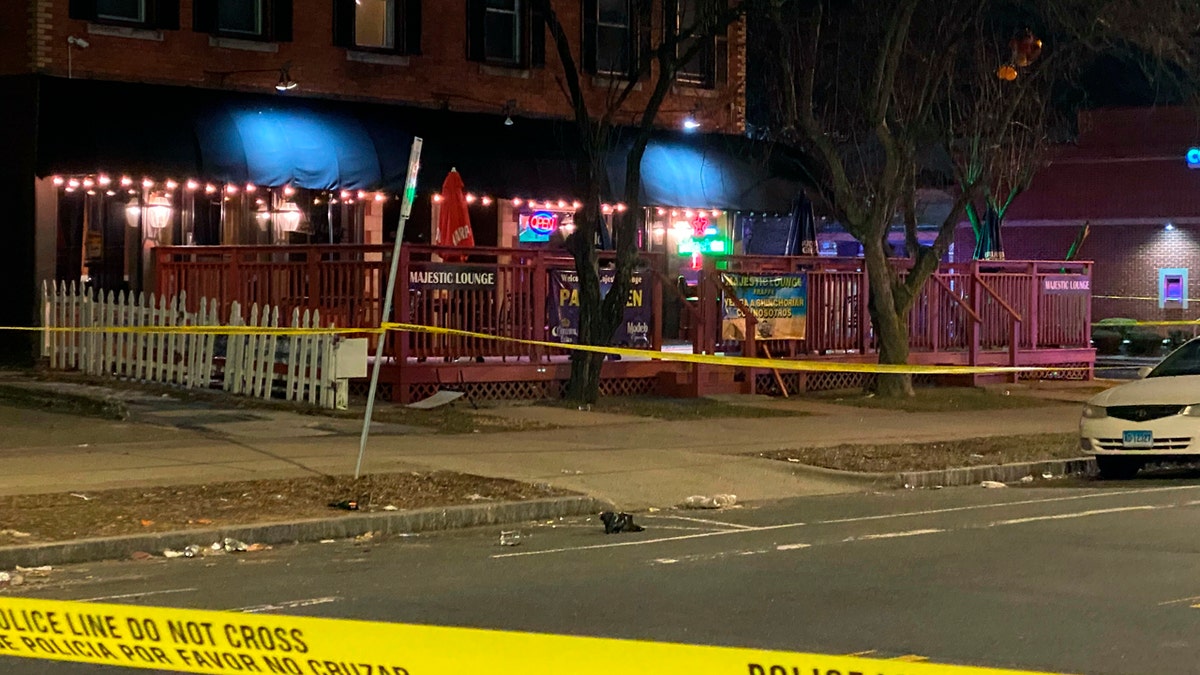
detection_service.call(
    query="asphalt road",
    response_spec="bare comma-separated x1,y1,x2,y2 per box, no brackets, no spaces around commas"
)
7,477,1200,675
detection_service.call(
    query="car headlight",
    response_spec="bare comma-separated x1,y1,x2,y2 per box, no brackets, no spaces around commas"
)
1182,405,1200,417
1082,404,1107,419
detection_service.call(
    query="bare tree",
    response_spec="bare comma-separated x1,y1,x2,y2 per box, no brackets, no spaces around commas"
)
532,0,750,403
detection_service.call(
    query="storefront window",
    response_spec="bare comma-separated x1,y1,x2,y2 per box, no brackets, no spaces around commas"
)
355,0,395,49
96,0,146,22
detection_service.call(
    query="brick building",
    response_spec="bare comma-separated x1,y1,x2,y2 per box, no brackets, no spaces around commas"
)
956,107,1200,325
0,1,800,360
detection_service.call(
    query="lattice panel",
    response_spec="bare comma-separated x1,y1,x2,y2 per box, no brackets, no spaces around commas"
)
755,373,801,396
348,381,394,401
599,377,658,397
1018,363,1092,381
806,371,873,392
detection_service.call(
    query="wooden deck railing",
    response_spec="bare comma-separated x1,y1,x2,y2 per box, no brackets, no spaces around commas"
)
156,245,1092,368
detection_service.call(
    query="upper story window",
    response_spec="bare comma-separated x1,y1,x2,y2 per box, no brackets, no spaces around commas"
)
333,0,422,54
583,0,649,78
467,0,545,69
193,0,293,42
670,0,720,89
69,0,180,29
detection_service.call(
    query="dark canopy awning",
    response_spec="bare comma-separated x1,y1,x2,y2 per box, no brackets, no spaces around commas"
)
36,77,808,210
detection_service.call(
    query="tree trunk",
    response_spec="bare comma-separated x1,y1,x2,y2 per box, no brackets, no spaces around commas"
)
565,351,605,404
863,239,914,397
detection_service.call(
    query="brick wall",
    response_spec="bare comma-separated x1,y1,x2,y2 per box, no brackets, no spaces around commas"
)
1005,223,1200,323
30,0,744,133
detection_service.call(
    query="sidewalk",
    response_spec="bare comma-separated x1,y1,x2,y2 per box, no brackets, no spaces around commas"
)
0,373,1086,510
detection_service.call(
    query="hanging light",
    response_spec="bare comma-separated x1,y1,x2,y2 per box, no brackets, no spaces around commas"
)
205,184,217,194
656,207,666,216
120,176,133,187
601,204,613,214
340,190,351,200
557,200,567,208
511,198,523,207
67,178,80,188
142,178,155,188
185,179,199,191
275,201,303,232
283,185,296,196
225,184,239,194
245,184,257,193
466,193,477,204
145,193,172,229
682,115,701,132
105,189,116,196
65,187,76,193
432,193,443,203
165,179,178,190
82,177,95,188
97,175,111,186
374,193,387,202
357,190,367,200
125,201,141,228
52,176,64,186
481,196,493,206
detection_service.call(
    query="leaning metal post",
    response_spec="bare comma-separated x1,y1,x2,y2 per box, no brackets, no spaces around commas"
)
355,137,423,479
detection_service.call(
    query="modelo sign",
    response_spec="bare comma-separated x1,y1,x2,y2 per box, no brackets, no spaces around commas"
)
1041,274,1090,295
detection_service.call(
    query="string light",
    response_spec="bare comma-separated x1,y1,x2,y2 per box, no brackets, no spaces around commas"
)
245,184,257,193
481,196,493,206
186,180,199,191
656,207,665,216
511,198,523,207
97,175,111,186
165,179,178,190
374,193,386,202
82,178,94,188
205,184,217,194
85,189,96,196
283,185,296,196
601,204,613,214
432,193,443,203
557,200,567,208
142,178,155,188
225,184,239,194
67,178,80,188
616,203,627,212
120,176,133,187
340,190,351,199
357,190,367,200
65,187,75,193
105,190,116,196
572,201,581,210
52,177,64,186
684,209,694,218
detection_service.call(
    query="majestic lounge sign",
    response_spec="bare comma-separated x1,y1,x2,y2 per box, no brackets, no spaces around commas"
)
1041,274,1090,295
408,266,497,290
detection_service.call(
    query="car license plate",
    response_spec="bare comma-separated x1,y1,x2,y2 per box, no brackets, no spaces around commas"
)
1123,430,1153,449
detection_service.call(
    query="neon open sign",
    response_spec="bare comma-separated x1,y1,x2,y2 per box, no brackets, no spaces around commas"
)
528,211,559,235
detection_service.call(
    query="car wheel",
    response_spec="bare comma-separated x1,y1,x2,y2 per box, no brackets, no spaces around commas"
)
1096,456,1142,480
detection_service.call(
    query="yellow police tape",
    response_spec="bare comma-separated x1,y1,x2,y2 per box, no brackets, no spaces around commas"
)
13,323,1087,375
0,596,1062,675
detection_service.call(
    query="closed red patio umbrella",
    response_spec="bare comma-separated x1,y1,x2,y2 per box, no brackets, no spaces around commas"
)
435,168,475,257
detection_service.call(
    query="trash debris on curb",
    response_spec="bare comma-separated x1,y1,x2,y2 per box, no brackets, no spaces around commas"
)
355,532,376,543
561,469,582,475
163,549,186,559
599,511,644,534
903,483,914,489
16,565,52,576
0,572,10,585
0,529,31,538
681,494,738,509
69,493,91,501
130,551,154,561
245,543,270,552
785,458,801,463
382,505,399,511
1042,472,1055,479
969,454,985,459
222,537,248,553
0,572,24,588
328,499,359,511
980,480,1008,488
1019,475,1035,484
498,530,522,546
140,519,155,527
465,493,493,502
319,539,337,544
184,544,203,558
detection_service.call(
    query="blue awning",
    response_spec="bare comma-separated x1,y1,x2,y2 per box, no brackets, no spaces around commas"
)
607,132,806,212
193,102,413,190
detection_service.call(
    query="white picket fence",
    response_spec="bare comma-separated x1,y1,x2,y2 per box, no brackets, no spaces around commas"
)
41,282,345,409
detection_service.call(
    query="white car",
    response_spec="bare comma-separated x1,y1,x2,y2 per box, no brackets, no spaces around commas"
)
1080,339,1200,479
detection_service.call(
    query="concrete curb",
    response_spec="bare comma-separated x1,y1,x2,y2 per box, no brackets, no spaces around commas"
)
0,496,613,569
785,457,1097,489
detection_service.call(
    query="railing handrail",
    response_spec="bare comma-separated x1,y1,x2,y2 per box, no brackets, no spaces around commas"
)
931,275,982,323
973,275,1023,323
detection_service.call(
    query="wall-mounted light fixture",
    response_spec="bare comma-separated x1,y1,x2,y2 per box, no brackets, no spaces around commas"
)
206,61,299,93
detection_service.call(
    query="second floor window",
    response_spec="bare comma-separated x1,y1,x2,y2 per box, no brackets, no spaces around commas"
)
96,0,145,22
333,0,421,53
216,0,262,36
671,0,718,88
583,0,648,78
467,0,545,68
485,0,521,65
69,0,180,29
193,0,292,41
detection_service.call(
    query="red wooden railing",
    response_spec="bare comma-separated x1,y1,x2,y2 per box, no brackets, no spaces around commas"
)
156,245,1092,369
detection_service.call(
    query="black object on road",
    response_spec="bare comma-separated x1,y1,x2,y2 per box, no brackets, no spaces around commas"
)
600,511,644,534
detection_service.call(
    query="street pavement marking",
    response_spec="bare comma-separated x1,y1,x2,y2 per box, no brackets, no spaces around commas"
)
641,514,757,530
986,505,1159,527
1158,594,1200,606
846,650,877,657
844,528,945,542
775,543,812,551
232,596,340,613
893,654,931,662
75,587,198,603
494,485,1200,559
